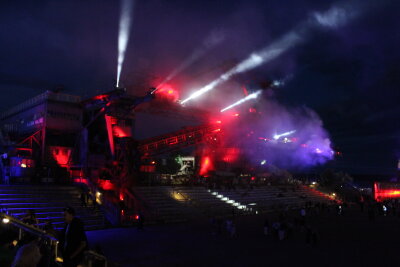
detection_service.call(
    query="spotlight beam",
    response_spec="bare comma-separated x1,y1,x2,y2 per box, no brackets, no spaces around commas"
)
116,0,134,88
157,31,225,90
273,130,296,140
181,3,362,104
220,90,262,112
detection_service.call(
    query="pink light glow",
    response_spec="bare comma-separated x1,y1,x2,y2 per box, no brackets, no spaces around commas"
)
199,156,213,176
99,179,115,191
374,182,400,201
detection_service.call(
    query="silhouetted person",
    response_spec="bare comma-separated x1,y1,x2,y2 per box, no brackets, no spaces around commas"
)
311,229,318,247
60,207,87,267
305,225,312,244
368,205,375,221
137,211,145,230
22,210,38,226
43,220,58,238
20,210,39,244
11,240,41,267
80,191,87,207
263,219,270,237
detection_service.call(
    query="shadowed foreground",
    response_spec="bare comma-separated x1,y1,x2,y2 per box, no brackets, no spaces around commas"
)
87,206,400,267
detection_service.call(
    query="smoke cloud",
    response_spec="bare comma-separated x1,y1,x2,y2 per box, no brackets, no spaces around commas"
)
221,97,334,170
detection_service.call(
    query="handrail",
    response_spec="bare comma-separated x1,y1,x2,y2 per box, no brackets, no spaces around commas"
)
85,250,107,260
0,212,58,241
85,250,109,267
1,213,112,266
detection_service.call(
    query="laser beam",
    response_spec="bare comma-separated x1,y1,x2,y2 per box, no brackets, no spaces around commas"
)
116,0,134,88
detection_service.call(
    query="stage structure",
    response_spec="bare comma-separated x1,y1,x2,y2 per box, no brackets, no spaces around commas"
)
0,91,82,182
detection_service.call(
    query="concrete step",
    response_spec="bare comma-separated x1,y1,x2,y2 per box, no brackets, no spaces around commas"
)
0,184,106,230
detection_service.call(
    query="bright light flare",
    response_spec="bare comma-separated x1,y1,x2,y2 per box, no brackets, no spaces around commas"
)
273,130,296,140
116,0,134,88
220,90,262,112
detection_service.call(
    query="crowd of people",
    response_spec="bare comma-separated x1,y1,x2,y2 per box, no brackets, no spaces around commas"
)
1,206,89,267
206,195,400,250
209,201,333,246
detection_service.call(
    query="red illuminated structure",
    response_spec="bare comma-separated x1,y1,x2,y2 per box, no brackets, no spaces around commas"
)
374,182,400,201
0,88,239,192
0,91,82,181
138,123,221,157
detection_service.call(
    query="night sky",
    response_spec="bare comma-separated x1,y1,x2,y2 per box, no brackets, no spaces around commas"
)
0,0,399,176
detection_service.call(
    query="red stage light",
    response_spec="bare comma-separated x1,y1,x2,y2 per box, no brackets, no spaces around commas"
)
73,178,89,185
156,84,179,101
93,94,108,101
222,148,240,163
99,180,115,191
50,146,72,166
200,156,213,176
374,182,400,201
113,126,130,138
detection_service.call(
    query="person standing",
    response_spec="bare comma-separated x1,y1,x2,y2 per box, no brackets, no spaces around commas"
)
263,218,270,237
60,207,87,267
137,210,145,230
80,191,87,208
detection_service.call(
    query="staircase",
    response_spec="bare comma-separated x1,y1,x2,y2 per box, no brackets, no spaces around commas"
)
131,186,196,224
131,185,337,224
300,185,337,203
175,185,334,215
0,184,106,231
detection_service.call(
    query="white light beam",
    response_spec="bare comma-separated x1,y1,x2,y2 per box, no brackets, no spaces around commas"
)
220,90,262,112
116,0,134,88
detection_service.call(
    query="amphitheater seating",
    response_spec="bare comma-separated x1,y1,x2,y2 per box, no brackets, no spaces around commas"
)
0,185,105,230
132,184,334,222
177,185,333,214
131,186,195,223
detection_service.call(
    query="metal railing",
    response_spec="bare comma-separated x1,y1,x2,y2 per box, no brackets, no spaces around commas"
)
0,212,111,267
